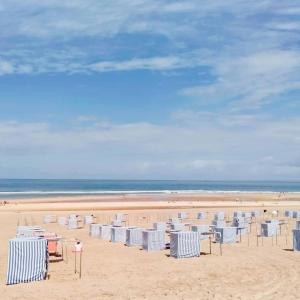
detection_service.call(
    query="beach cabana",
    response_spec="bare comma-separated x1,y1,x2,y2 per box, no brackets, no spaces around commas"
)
233,211,243,218
295,221,300,230
215,227,236,244
43,215,57,224
84,215,94,225
89,224,102,237
100,225,112,241
7,237,48,285
178,212,188,219
115,213,124,221
242,212,251,219
111,226,127,243
197,212,206,220
285,210,293,218
261,223,278,237
142,229,165,251
191,224,210,240
170,231,200,258
153,222,167,231
293,229,300,251
68,218,78,230
17,226,45,237
170,223,185,231
251,211,260,218
293,211,300,218
111,220,122,226
126,227,143,246
214,212,225,221
212,220,226,228
232,217,248,235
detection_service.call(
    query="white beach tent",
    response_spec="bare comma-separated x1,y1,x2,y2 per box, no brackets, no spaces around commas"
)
126,227,143,246
170,223,185,231
89,224,102,237
261,222,278,237
6,237,48,285
214,212,225,221
191,224,210,240
170,231,200,258
43,215,57,224
142,229,165,251
111,226,127,243
197,212,206,220
153,222,167,231
293,229,300,251
215,227,236,244
99,225,112,241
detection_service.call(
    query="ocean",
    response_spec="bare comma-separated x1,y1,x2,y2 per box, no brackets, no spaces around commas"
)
0,179,299,198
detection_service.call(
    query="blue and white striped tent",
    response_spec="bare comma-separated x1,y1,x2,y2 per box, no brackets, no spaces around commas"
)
215,227,236,244
68,218,78,230
89,224,102,237
7,237,48,285
84,215,94,225
293,211,300,218
170,231,200,258
191,224,210,240
142,230,165,251
296,221,300,230
293,229,300,251
126,227,143,246
99,225,112,241
197,212,206,220
111,226,127,243
153,222,167,231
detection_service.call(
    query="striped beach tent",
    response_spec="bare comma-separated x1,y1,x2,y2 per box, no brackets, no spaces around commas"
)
215,227,236,244
89,224,102,237
100,225,112,241
58,216,68,226
293,211,300,218
214,212,225,221
7,237,48,285
170,231,200,258
126,227,143,246
111,220,122,226
68,218,78,230
293,229,300,251
43,215,57,224
212,220,226,228
261,222,278,237
178,212,188,219
84,215,94,225
170,223,184,231
153,222,167,231
191,224,210,240
232,217,248,235
285,210,293,218
111,226,127,243
142,230,165,251
251,211,261,218
197,212,206,220
233,211,243,218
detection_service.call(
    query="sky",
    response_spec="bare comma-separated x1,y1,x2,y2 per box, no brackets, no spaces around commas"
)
0,0,300,180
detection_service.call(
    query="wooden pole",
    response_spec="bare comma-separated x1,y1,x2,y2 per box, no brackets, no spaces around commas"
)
79,250,82,279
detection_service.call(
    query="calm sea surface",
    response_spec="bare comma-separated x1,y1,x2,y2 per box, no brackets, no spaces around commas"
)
0,179,299,199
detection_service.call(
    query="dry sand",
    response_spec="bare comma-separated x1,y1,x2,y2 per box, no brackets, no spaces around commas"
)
0,192,300,300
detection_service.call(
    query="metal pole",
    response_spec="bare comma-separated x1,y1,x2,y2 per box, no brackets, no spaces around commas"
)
74,251,77,274
209,236,212,254
79,251,82,279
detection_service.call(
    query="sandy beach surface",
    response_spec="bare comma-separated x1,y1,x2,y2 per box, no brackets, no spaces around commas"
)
1,192,300,300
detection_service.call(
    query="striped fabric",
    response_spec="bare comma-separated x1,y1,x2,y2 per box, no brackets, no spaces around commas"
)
293,229,300,251
233,211,243,218
17,226,45,237
251,211,260,217
111,227,127,243
215,227,236,244
43,215,57,224
142,230,165,251
293,211,300,218
84,215,94,224
197,212,206,220
296,221,300,230
126,227,143,246
178,212,188,219
170,223,185,231
7,237,48,285
153,222,167,231
67,218,78,230
285,210,293,218
170,232,200,259
89,224,102,237
100,225,112,241
58,216,68,226
261,223,277,237
191,225,210,240
214,212,225,221
232,217,248,235
111,220,122,226
212,220,226,228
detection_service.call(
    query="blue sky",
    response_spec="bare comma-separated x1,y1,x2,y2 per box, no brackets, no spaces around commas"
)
0,0,300,180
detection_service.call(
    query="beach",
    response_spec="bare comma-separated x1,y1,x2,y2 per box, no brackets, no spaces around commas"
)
1,192,300,299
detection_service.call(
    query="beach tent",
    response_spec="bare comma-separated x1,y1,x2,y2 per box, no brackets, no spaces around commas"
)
153,222,167,231
84,215,94,225
178,212,188,219
170,217,179,223
233,211,243,218
115,213,124,221
58,216,68,226
214,212,225,221
285,210,293,218
68,218,78,230
242,212,251,219
197,212,206,220
142,229,165,251
293,211,300,218
89,224,102,237
126,227,143,246
212,220,226,228
17,226,45,237
170,231,200,258
293,229,300,251
99,225,112,241
43,215,57,224
111,227,127,243
215,227,236,244
261,223,278,237
232,217,248,235
251,211,260,218
191,224,210,240
111,220,122,226
7,237,48,285
296,221,300,230
170,223,185,231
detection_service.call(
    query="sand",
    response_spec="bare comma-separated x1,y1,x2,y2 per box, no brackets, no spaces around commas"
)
0,192,300,300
